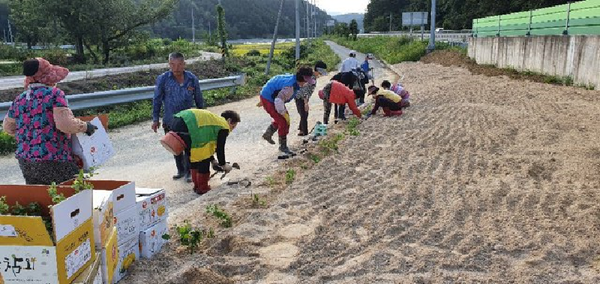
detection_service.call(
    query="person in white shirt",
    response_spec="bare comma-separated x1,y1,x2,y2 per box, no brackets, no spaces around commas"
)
339,50,360,73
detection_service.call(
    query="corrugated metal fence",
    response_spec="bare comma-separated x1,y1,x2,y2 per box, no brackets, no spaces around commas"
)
473,0,600,37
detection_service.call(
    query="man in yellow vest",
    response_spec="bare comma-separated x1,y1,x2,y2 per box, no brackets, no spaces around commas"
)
169,109,240,195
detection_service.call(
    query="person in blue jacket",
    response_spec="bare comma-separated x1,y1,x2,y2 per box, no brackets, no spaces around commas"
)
259,66,314,156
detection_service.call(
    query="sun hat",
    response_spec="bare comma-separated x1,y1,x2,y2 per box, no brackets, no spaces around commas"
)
368,85,380,95
24,58,69,88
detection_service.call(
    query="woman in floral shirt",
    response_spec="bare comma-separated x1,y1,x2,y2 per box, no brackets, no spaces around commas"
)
2,58,96,185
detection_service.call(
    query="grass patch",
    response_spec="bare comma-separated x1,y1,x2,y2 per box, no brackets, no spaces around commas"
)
328,36,462,64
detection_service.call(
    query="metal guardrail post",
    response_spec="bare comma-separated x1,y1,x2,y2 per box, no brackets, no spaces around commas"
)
564,2,572,35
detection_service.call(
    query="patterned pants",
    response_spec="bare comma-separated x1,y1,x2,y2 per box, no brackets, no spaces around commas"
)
18,159,79,185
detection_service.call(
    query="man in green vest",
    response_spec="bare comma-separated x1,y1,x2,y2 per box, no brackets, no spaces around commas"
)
169,109,240,195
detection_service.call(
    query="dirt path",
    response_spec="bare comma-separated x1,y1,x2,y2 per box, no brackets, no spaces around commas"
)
0,52,221,90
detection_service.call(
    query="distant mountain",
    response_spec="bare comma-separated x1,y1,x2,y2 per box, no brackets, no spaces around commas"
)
332,13,364,31
151,0,334,40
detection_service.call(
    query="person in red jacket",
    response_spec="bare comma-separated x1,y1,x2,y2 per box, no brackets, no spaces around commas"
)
318,80,362,124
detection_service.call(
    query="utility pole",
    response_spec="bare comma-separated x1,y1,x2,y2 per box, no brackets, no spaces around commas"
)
389,13,393,32
295,0,301,60
266,0,285,75
7,19,13,44
305,0,310,39
427,0,436,52
192,9,195,43
313,0,317,38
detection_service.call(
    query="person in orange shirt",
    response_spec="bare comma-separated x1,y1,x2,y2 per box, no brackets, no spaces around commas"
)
318,80,362,124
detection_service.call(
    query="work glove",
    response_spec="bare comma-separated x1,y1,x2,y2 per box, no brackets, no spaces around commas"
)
85,122,98,136
283,112,290,126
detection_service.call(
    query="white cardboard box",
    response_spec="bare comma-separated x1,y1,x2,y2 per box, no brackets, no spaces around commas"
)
114,206,140,246
113,236,139,283
72,254,102,284
71,117,115,171
139,219,168,259
135,188,168,231
92,190,114,249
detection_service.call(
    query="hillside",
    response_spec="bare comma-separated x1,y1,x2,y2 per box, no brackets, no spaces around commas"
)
332,13,364,31
152,0,334,40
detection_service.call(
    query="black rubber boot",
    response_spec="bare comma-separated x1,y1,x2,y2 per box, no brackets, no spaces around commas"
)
262,124,277,144
278,136,295,156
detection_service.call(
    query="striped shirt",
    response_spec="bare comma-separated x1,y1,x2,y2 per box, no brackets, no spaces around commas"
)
152,71,204,127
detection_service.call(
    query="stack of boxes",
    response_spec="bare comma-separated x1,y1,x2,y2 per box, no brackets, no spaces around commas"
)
0,185,96,284
0,181,169,284
136,188,169,259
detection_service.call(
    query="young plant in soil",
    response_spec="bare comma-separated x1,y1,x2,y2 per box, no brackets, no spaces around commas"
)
170,221,216,254
285,169,296,185
346,117,360,136
206,204,232,228
252,194,267,208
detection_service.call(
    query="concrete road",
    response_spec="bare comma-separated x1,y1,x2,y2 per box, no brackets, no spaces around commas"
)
0,51,221,91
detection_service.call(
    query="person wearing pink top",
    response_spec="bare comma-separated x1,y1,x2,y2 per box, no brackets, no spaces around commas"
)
2,58,96,185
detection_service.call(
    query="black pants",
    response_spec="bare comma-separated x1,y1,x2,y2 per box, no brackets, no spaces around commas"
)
372,97,402,114
295,98,309,134
18,159,79,185
166,118,191,175
323,101,347,124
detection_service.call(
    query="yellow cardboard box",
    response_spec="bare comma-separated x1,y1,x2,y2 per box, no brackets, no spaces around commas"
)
72,254,102,284
100,227,118,284
91,190,114,249
0,186,95,284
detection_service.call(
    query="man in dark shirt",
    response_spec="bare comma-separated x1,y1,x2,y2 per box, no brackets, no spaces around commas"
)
152,52,204,182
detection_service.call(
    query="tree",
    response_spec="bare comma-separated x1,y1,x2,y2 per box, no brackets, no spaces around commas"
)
89,0,177,64
349,19,359,40
9,0,55,48
333,23,350,38
216,4,229,57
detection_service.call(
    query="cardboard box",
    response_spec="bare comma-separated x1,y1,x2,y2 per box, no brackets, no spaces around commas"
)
71,117,115,171
135,188,168,230
72,254,102,284
139,219,168,259
61,180,135,214
113,236,139,283
92,190,114,249
100,227,118,284
0,186,95,284
114,206,140,246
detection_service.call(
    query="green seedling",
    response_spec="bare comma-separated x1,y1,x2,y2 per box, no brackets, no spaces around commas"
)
161,234,171,240
71,169,96,193
47,182,66,206
176,221,203,254
309,154,321,163
11,202,26,216
206,205,232,228
319,133,345,154
252,194,267,208
285,169,296,185
346,118,360,136
265,176,276,187
0,196,9,215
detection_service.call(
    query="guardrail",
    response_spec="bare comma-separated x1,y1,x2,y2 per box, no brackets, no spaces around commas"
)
0,74,246,121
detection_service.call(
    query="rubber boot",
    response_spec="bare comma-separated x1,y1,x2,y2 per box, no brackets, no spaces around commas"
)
262,124,277,144
172,154,186,180
390,110,403,116
194,172,211,195
278,136,296,156
190,169,199,192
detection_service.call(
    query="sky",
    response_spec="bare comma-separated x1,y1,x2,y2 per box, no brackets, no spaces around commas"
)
316,0,369,15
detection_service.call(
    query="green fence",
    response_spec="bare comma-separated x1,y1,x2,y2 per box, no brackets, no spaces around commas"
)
473,0,600,37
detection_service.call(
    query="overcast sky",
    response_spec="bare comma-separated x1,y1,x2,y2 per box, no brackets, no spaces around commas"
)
316,0,369,15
